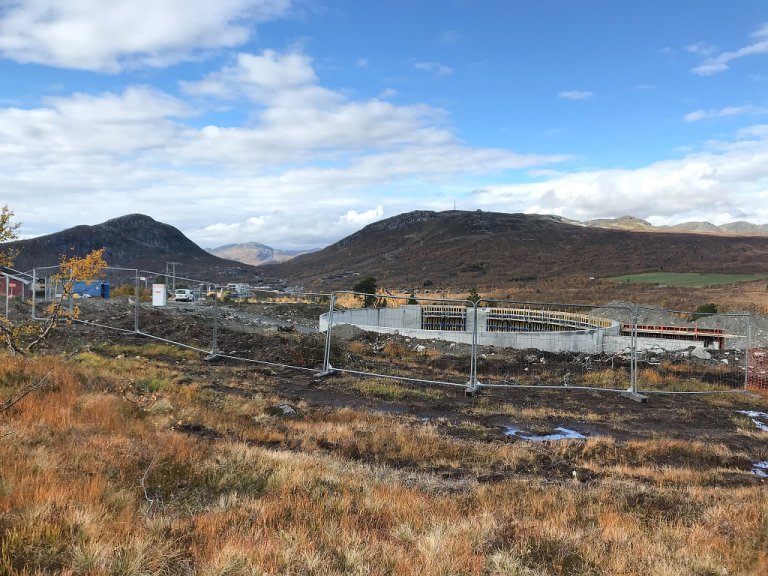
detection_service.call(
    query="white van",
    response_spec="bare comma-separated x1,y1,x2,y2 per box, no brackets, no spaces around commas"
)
174,288,194,302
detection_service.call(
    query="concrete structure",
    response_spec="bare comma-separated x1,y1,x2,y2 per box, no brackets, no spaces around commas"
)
320,305,727,354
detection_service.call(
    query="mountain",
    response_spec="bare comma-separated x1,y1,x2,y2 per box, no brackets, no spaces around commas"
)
719,221,768,234
585,216,768,236
5,214,257,277
585,216,653,230
261,209,768,290
663,221,722,233
208,242,310,266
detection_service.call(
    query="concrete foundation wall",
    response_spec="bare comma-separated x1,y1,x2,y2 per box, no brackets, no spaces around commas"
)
319,305,422,331
320,307,719,354
603,335,717,354
320,307,627,354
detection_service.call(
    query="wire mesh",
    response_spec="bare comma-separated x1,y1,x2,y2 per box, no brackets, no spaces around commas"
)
212,290,330,371
29,266,135,331
20,265,767,397
474,299,633,391
325,291,473,388
631,305,750,393
134,270,222,353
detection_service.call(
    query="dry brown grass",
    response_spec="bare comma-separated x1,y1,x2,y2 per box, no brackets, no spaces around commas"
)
1,351,767,575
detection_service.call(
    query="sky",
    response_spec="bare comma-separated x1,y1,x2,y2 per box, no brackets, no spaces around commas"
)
1,0,767,250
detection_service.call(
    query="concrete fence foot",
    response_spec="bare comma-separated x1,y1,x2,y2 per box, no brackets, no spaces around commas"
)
465,380,481,397
621,390,648,403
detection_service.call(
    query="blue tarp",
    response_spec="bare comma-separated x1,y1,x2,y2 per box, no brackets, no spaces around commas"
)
72,281,110,298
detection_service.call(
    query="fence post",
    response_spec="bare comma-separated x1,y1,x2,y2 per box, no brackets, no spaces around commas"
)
31,268,36,320
744,314,751,391
318,292,336,377
4,274,8,319
133,269,140,333
205,294,220,361
622,307,647,403
465,301,481,397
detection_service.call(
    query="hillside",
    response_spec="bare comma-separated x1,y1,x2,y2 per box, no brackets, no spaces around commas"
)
6,214,256,277
208,241,309,266
262,210,768,290
586,216,768,235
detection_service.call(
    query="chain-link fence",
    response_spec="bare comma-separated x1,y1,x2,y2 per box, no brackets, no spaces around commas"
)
19,268,768,399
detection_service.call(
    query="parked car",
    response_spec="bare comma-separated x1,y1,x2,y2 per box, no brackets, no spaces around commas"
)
174,288,194,302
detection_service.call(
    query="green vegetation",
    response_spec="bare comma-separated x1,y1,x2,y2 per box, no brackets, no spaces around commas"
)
352,276,378,308
691,302,718,320
609,272,768,288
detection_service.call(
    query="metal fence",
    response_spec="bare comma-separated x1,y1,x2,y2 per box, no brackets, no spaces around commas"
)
21,267,765,399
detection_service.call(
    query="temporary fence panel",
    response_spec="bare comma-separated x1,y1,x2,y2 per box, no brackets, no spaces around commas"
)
212,290,330,372
22,265,766,400
631,306,750,393
30,266,136,333
30,266,60,321
136,270,225,354
474,300,634,392
324,291,474,389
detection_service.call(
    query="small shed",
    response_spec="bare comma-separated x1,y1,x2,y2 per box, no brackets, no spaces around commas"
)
0,266,32,298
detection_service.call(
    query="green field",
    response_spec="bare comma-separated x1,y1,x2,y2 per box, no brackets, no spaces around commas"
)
609,272,768,287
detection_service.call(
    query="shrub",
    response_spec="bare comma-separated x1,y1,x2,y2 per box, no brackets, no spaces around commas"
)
690,303,717,321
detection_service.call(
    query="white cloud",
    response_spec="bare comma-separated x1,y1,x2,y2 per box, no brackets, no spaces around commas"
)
379,88,398,99
0,0,293,71
692,22,768,76
684,41,717,56
356,58,368,67
558,90,593,101
414,62,453,76
738,124,768,138
178,50,464,164
342,205,384,224
471,125,768,225
684,105,768,123
0,86,188,158
181,50,324,103
0,48,567,248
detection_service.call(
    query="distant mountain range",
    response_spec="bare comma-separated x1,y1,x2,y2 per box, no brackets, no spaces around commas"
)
208,242,311,266
582,215,768,235
262,210,768,290
6,211,768,290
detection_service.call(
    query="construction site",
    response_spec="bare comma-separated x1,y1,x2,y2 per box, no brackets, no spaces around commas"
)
320,303,741,354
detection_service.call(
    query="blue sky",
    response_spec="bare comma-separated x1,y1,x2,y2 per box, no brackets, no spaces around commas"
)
1,0,767,249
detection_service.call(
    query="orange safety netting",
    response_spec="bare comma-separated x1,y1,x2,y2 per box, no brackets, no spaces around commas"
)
747,349,768,390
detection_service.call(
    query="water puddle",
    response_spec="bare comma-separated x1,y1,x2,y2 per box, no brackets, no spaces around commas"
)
752,461,768,478
737,410,768,433
504,426,586,441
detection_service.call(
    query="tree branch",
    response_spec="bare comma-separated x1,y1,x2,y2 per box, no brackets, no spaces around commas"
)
0,372,51,414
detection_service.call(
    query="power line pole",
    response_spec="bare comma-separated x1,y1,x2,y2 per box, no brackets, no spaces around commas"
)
166,261,181,293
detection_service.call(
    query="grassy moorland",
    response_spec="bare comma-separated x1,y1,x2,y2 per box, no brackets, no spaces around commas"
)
608,272,768,288
1,346,767,576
